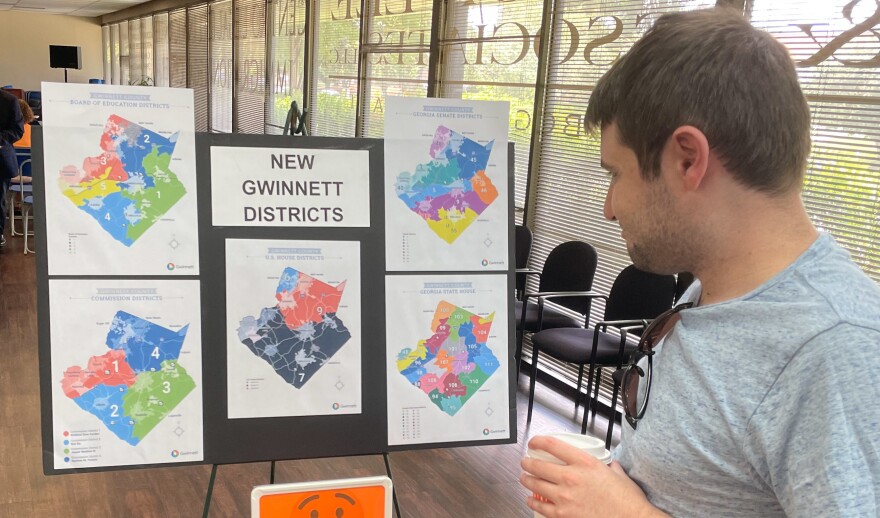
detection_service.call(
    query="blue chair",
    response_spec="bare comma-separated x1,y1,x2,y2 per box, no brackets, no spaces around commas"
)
8,149,33,237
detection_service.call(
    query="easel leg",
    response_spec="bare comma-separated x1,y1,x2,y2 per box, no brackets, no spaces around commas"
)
270,460,276,484
202,464,218,518
383,453,403,518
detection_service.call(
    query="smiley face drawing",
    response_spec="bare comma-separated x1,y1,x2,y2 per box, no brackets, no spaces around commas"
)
294,492,365,518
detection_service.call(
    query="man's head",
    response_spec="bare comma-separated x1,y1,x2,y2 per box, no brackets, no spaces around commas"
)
586,8,812,273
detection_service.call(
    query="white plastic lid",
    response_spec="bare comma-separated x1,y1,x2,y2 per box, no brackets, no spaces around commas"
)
526,432,612,465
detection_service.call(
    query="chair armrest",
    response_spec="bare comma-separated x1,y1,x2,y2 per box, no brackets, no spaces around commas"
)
596,319,650,334
523,290,607,303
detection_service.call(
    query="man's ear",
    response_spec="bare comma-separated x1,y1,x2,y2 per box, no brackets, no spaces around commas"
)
669,125,709,192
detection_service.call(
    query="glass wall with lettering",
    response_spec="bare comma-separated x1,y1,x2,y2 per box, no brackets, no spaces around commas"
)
750,0,880,282
438,0,544,219
267,0,307,134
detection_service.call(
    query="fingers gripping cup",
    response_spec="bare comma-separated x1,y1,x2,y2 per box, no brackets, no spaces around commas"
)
526,433,612,518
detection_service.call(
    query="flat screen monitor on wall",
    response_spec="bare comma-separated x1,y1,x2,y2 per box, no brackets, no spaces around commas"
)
49,45,82,69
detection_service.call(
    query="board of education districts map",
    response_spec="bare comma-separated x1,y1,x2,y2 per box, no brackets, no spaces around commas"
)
58,115,185,246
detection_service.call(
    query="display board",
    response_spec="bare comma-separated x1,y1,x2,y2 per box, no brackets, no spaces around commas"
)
36,93,515,475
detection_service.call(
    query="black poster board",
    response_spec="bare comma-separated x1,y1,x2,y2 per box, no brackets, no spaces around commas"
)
36,129,516,474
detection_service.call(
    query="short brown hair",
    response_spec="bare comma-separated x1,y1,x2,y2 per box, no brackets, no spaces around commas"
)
585,8,811,195
18,98,34,123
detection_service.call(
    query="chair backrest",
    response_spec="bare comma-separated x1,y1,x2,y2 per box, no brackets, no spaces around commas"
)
514,225,534,298
604,265,677,327
16,148,31,177
538,240,598,315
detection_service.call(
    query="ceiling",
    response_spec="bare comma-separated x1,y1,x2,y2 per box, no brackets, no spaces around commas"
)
0,0,151,17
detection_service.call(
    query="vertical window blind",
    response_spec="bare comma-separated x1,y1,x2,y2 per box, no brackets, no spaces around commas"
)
119,19,130,85
266,0,308,135
188,4,210,131
210,0,234,133
235,0,267,133
102,25,112,83
154,13,170,87
110,23,120,85
169,9,188,88
142,16,155,84
130,19,143,84
310,0,359,137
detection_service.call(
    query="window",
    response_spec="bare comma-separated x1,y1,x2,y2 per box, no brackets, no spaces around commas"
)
750,0,880,282
267,0,308,135
437,0,545,219
525,0,715,404
358,0,433,138
311,0,360,136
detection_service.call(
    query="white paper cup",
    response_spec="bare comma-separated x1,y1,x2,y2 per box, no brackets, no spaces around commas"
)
526,433,612,518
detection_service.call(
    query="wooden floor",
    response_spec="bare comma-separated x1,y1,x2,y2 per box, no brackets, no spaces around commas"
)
0,236,619,518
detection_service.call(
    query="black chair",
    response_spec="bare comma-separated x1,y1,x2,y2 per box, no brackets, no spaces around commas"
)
514,225,533,300
528,265,676,446
515,240,599,379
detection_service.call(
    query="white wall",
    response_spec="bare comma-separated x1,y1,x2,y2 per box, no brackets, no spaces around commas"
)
0,11,103,91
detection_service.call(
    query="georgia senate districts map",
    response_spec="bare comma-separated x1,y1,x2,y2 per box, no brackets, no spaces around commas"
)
42,82,199,276
384,97,509,272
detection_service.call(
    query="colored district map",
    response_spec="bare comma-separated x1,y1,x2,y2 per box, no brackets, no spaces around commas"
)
61,312,195,446
396,301,499,416
58,115,186,246
237,267,351,389
395,126,498,244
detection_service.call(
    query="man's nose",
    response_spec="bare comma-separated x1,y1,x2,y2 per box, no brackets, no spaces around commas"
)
603,186,616,221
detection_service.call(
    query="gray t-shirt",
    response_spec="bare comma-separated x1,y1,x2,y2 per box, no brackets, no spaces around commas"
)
615,233,880,517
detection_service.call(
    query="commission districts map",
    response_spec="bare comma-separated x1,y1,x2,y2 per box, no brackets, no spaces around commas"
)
60,312,195,446
395,301,499,416
394,126,497,244
58,115,186,246
237,267,351,389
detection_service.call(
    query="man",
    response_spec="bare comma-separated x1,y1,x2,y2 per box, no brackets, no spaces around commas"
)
0,88,25,248
520,7,880,518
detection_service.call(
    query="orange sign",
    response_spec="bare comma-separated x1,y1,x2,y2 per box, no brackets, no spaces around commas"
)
252,476,392,518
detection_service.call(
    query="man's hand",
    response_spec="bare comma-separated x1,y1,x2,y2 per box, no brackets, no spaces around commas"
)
520,435,668,518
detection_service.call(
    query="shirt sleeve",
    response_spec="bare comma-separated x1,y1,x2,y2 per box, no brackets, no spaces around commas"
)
743,323,880,518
